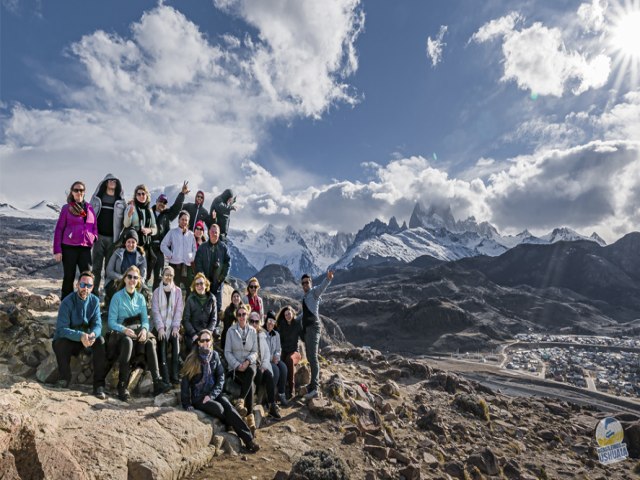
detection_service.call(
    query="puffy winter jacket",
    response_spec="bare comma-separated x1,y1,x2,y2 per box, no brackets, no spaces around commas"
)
53,203,98,254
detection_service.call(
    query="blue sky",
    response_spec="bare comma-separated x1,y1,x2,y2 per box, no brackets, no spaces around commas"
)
1,0,639,241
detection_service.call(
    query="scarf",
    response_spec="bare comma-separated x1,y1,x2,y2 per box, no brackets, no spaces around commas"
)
194,348,215,400
195,292,209,307
68,201,87,218
157,282,178,330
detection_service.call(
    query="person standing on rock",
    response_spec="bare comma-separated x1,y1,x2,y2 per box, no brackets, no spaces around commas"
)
209,189,237,240
150,181,188,289
160,210,197,291
107,265,171,401
183,190,210,231
123,184,157,284
276,305,302,399
52,271,107,399
194,223,230,316
182,273,218,354
90,174,126,294
244,277,264,320
53,181,98,300
298,271,334,401
151,266,184,386
181,329,260,453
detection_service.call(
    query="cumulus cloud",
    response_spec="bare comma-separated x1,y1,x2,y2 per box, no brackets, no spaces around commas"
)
0,2,364,204
577,0,608,32
426,25,448,68
471,10,611,96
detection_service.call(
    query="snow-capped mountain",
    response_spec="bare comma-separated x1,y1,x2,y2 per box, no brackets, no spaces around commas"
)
330,202,607,270
0,201,61,219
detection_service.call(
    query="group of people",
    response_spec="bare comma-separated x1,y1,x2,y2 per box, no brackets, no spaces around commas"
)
51,175,334,454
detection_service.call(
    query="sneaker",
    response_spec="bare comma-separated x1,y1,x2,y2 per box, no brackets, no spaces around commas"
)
245,440,260,453
303,389,318,401
269,403,282,420
118,387,131,402
153,380,172,396
55,379,69,389
234,399,247,417
93,386,107,400
278,393,289,407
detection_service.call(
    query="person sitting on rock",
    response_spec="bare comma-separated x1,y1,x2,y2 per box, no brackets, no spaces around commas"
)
264,310,288,406
181,329,260,454
221,289,241,351
250,311,281,419
52,271,107,399
160,210,197,291
151,266,184,386
104,229,148,308
298,271,334,401
243,277,264,320
107,265,171,401
276,305,303,399
224,303,258,433
183,273,218,354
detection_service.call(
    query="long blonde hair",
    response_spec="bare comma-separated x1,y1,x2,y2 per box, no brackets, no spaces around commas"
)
181,330,214,380
117,265,142,292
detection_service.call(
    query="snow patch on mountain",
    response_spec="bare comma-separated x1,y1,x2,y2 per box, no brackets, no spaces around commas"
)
0,201,61,219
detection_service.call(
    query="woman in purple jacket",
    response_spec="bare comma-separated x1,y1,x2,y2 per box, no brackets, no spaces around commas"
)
53,181,98,299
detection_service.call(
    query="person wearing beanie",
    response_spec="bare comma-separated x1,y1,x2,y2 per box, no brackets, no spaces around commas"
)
183,190,210,231
150,181,189,289
104,228,148,308
194,220,207,249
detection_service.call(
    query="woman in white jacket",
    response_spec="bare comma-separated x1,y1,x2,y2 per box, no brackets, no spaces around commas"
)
251,311,281,419
151,266,184,385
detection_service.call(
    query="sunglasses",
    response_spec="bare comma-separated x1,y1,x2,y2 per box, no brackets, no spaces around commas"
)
198,338,212,343
195,281,205,286
301,281,310,285
127,274,140,280
248,285,258,289
72,188,85,193
195,227,203,231
249,319,260,324
136,192,146,196
237,312,247,317
78,281,93,289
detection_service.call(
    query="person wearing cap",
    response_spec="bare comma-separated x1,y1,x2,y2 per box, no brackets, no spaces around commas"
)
90,174,126,294
194,220,207,250
183,190,210,231
209,189,237,240
53,271,107,400
160,210,197,291
104,229,148,308
150,181,188,289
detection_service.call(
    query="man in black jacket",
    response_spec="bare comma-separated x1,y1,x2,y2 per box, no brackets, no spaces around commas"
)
194,224,230,313
183,190,212,231
150,181,188,289
209,189,237,240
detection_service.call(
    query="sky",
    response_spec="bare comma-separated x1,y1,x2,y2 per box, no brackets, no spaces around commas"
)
1,0,639,242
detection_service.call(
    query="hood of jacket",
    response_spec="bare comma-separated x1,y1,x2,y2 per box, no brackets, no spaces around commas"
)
92,173,125,202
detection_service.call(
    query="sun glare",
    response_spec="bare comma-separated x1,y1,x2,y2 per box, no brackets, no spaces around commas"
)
608,0,640,88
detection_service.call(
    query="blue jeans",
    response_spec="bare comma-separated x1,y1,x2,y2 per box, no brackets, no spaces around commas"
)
271,360,288,395
304,326,321,391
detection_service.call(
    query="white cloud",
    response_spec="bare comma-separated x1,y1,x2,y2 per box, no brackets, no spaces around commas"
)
472,11,611,96
426,25,448,68
577,0,608,32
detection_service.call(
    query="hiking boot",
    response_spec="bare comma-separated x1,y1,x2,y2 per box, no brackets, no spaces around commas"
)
278,393,289,407
245,413,256,436
303,389,318,401
117,382,130,402
234,399,247,417
55,379,69,389
153,379,172,396
93,386,107,400
244,440,260,453
269,403,282,420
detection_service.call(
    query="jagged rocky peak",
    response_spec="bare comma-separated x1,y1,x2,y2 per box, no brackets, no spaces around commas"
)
353,218,395,244
388,216,400,231
517,229,532,238
590,232,606,246
409,202,456,230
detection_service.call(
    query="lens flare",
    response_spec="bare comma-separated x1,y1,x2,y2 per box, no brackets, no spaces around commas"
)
608,0,640,88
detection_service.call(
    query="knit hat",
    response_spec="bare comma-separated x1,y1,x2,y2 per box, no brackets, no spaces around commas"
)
124,229,139,243
194,220,206,231
266,310,276,321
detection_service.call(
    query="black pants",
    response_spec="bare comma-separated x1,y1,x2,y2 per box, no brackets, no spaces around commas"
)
169,263,193,292
194,395,253,445
271,360,288,396
157,334,180,383
144,242,156,282
61,244,92,300
108,333,161,384
150,246,164,290
232,365,256,411
254,367,276,404
53,336,106,389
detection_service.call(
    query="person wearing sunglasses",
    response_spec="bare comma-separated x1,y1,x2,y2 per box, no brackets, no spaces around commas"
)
181,330,260,453
151,266,184,385
193,220,207,250
276,306,302,399
104,229,148,309
264,310,288,406
298,270,334,401
89,174,126,294
183,273,218,354
107,266,171,401
53,180,98,299
243,277,264,321
150,181,189,290
52,271,107,399
251,311,282,419
123,184,157,283
224,304,258,433
183,190,210,231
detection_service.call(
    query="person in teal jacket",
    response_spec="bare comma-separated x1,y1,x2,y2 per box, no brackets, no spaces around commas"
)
107,265,170,401
53,271,107,399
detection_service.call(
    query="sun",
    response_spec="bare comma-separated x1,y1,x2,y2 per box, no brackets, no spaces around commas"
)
608,0,640,88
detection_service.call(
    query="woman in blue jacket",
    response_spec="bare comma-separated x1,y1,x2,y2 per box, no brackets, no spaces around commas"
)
181,330,260,453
